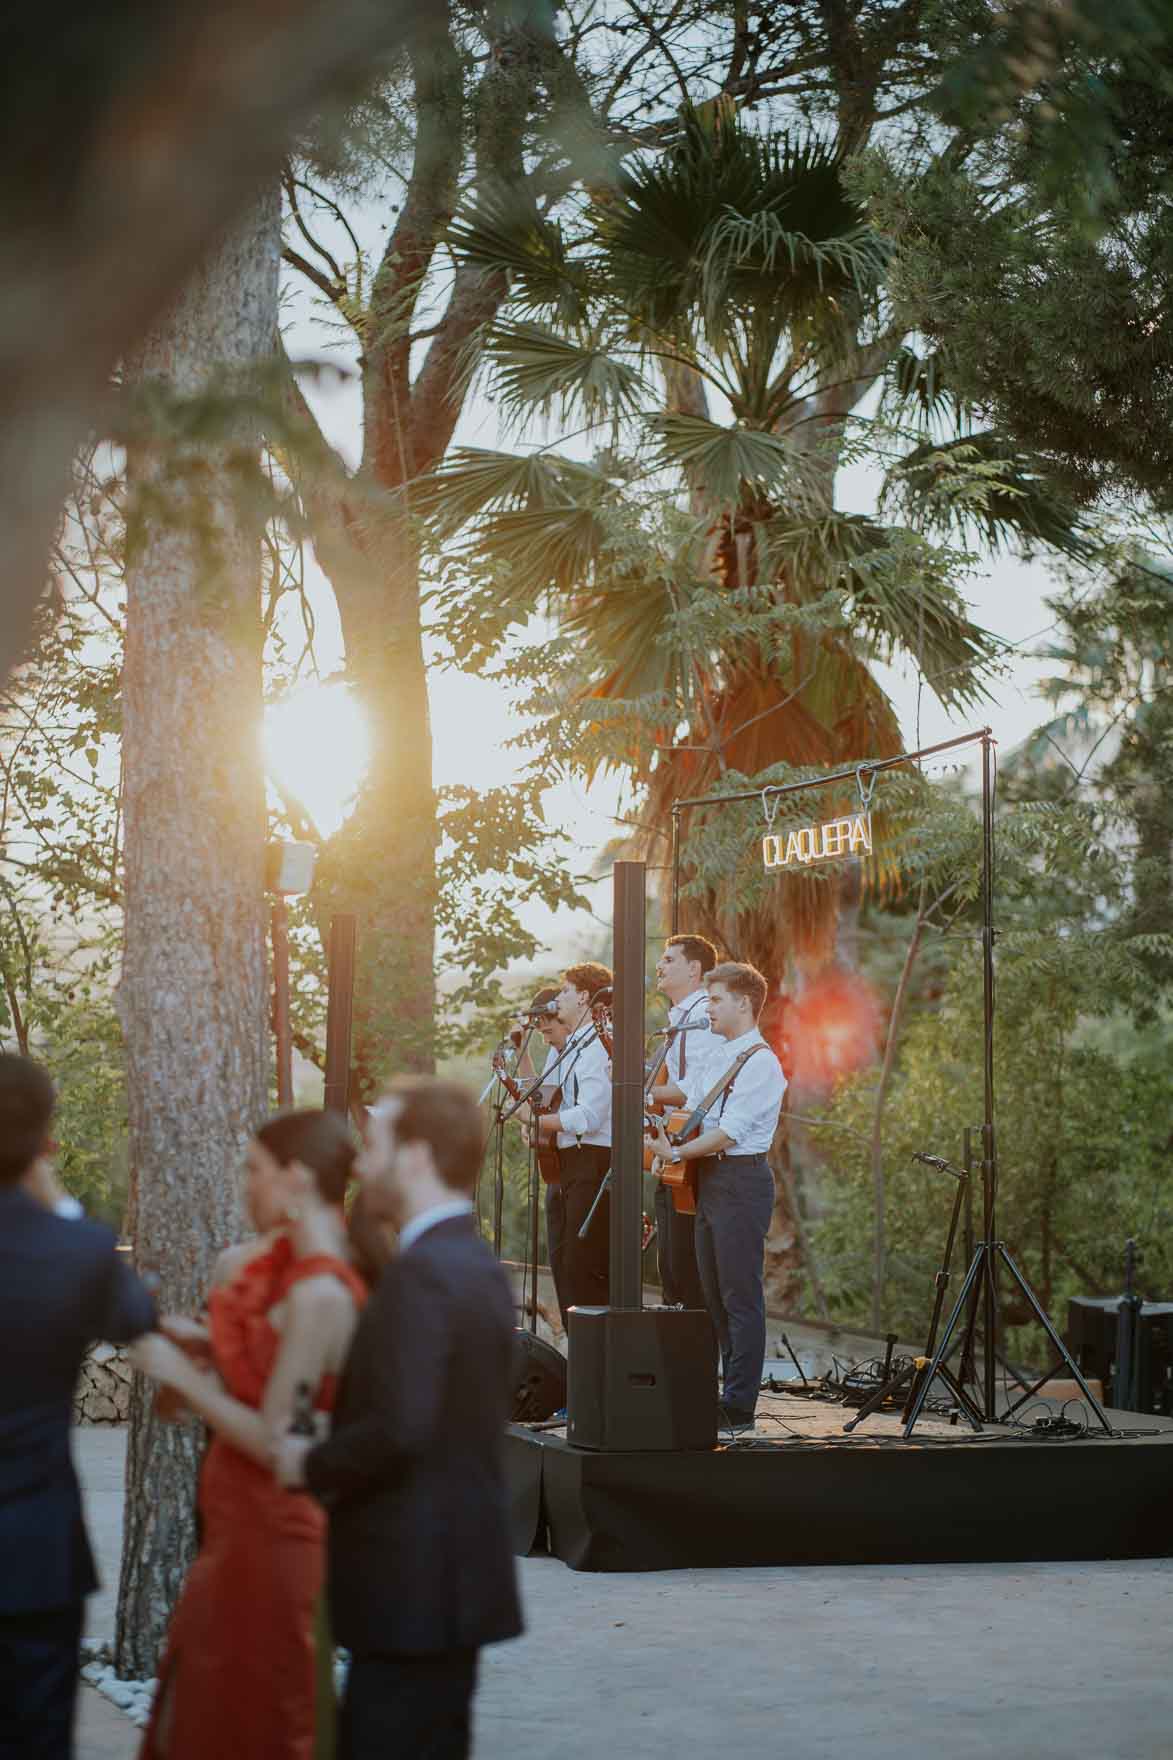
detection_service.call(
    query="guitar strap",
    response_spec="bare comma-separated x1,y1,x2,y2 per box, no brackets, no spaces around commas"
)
674,1043,766,1142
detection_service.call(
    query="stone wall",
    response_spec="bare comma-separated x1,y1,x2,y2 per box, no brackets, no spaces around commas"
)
75,1342,131,1423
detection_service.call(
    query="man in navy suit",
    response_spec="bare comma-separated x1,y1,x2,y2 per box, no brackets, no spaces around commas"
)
275,1075,523,1760
0,1054,156,1758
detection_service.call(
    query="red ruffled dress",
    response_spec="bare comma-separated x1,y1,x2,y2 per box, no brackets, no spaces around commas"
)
140,1236,366,1760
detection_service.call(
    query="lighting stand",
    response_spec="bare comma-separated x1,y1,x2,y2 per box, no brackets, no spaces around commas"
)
844,1154,984,1433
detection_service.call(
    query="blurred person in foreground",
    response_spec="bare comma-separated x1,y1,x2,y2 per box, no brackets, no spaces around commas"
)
275,1076,523,1760
0,1054,155,1759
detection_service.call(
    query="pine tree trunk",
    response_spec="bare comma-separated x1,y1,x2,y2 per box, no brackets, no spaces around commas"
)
114,193,278,1676
320,512,437,1086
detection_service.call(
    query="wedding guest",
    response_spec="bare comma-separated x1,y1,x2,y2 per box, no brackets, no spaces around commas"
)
0,1054,155,1760
131,1110,366,1760
275,1076,523,1760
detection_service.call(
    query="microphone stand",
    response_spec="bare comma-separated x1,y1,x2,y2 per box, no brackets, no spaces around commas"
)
844,1149,986,1434
478,1026,535,1261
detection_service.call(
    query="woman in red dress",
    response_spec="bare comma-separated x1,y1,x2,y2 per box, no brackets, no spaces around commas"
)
130,1109,369,1760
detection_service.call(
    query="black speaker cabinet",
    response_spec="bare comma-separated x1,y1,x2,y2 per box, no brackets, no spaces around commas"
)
566,1307,718,1451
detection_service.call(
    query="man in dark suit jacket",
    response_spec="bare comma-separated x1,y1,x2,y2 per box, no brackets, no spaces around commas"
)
0,1054,156,1758
275,1074,523,1760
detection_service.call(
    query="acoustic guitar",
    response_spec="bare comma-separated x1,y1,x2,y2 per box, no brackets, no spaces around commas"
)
493,1052,563,1185
644,1044,766,1215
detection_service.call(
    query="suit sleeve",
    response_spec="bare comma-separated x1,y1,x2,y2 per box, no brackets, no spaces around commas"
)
304,1256,451,1506
94,1239,157,1343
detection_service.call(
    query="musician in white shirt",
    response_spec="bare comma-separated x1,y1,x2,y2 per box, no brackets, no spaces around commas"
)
647,961,786,1434
651,934,718,1311
534,961,612,1312
513,987,574,1320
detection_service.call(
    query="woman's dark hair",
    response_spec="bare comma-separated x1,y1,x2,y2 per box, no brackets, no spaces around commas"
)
255,1109,355,1205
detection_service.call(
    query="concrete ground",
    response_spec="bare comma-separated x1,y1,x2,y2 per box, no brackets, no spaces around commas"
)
76,1427,1173,1760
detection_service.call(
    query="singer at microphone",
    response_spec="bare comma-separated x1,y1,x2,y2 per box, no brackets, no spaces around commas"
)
531,963,614,1320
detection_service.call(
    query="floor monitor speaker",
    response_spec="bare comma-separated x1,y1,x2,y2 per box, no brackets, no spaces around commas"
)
567,1307,717,1451
511,1329,567,1422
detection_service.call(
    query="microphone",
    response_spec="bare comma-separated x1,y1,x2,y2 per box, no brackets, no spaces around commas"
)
912,1152,963,1180
651,1022,711,1036
521,1001,559,1019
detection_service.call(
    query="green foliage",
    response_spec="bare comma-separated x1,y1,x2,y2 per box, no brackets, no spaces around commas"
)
814,944,1173,1355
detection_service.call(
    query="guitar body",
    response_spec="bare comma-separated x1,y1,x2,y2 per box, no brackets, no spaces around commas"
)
533,1083,563,1184
648,1109,700,1212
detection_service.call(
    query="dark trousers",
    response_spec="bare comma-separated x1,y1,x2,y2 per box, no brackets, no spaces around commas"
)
0,1604,83,1760
545,1144,610,1319
340,1649,479,1760
654,1181,706,1309
694,1154,775,1417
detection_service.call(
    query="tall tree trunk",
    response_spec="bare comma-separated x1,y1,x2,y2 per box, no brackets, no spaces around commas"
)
324,512,438,1081
114,194,278,1676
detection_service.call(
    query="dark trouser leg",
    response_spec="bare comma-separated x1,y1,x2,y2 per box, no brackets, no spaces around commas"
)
693,1191,729,1374
697,1156,775,1417
557,1145,610,1311
656,1182,707,1309
0,1604,83,1760
545,1180,568,1323
340,1650,479,1760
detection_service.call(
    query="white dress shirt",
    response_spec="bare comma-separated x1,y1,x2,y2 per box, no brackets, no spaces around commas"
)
681,1027,786,1156
555,1022,612,1149
665,987,713,1088
398,1197,475,1255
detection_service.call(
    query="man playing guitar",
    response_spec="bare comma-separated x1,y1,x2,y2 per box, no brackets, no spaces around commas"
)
646,962,786,1435
532,962,613,1317
651,934,718,1312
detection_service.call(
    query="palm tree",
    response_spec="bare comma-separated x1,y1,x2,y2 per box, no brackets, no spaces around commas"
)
421,101,1053,969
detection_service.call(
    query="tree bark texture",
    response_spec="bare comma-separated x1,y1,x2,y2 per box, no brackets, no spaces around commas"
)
114,193,278,1677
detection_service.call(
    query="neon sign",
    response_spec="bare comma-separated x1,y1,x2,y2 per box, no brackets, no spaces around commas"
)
762,812,872,870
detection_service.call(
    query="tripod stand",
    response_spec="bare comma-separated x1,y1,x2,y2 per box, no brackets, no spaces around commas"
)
903,1231,1113,1436
844,1153,985,1433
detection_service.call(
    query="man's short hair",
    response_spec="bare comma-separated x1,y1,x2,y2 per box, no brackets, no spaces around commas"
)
387,1075,484,1195
0,1054,56,1183
706,961,768,1020
664,933,718,978
561,961,612,999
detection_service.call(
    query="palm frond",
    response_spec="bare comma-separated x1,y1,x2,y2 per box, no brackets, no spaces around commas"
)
699,211,884,335
646,413,810,508
592,110,871,344
413,447,608,536
476,505,607,598
447,183,592,327
886,346,967,429
484,323,646,428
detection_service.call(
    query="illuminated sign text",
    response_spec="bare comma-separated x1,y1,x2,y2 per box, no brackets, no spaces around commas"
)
762,812,872,870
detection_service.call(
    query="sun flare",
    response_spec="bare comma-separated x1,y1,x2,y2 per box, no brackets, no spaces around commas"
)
262,683,371,839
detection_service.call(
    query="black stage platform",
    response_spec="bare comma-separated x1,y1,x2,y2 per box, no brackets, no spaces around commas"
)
507,1392,1173,1572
